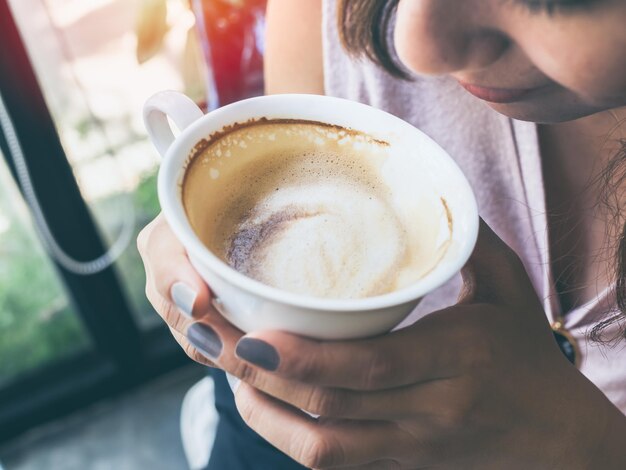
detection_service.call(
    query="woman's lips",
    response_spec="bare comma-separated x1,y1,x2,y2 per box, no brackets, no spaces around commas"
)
458,82,536,104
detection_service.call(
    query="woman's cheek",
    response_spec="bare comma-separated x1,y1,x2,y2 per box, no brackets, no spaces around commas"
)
520,21,626,105
551,53,626,106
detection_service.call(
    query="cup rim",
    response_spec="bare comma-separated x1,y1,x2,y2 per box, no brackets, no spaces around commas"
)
158,94,479,312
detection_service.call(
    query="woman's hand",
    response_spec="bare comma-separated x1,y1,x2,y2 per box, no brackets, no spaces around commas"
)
205,221,626,469
138,215,626,468
137,213,221,366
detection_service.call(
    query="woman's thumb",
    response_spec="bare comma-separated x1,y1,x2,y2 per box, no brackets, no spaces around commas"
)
459,219,538,307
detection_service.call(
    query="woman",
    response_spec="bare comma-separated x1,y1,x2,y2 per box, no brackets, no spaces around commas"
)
138,0,626,468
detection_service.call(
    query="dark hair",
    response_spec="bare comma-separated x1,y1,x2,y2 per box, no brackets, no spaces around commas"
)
592,138,626,342
337,0,407,78
338,0,626,342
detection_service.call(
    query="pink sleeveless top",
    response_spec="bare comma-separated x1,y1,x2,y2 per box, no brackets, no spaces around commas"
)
322,0,626,413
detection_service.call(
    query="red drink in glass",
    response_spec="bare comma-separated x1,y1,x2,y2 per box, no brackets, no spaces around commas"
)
192,0,267,109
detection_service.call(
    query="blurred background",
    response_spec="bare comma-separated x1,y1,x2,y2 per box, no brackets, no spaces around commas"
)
0,0,265,468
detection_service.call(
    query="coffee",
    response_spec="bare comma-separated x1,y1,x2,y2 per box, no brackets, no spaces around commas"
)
183,119,451,299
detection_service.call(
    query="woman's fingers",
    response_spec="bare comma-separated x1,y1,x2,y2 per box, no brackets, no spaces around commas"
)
459,219,542,311
226,362,464,422
228,306,486,391
184,301,249,363
138,214,211,328
219,341,473,423
234,382,410,469
169,327,216,367
138,214,235,367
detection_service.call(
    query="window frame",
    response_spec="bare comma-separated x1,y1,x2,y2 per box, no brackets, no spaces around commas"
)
0,0,195,443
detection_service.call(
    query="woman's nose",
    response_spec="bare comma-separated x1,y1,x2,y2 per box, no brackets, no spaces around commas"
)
394,0,509,76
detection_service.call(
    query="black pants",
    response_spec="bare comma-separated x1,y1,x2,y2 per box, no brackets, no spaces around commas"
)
205,369,308,470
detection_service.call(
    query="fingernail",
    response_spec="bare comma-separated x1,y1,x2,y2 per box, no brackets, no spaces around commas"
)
171,282,197,318
235,338,280,371
187,324,222,360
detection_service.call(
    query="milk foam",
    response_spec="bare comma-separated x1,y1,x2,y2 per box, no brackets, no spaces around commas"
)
183,120,451,299
227,183,407,298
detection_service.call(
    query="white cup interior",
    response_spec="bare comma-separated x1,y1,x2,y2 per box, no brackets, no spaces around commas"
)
158,94,478,312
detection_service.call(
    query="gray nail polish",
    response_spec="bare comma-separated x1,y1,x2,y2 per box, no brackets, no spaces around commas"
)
171,282,197,318
187,324,222,360
235,338,280,371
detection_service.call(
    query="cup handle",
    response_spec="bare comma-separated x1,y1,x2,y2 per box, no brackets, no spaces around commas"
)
143,91,204,158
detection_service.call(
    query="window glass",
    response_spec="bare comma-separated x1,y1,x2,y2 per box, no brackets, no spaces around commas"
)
8,0,208,327
0,152,90,388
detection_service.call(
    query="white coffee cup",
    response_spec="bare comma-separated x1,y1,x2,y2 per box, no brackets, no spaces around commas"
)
144,91,478,339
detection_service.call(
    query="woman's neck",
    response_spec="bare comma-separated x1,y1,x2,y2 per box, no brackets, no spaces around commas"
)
539,107,626,312
543,108,626,196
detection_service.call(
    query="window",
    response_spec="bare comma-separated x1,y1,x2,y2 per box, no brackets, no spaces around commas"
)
0,152,90,388
9,0,208,328
0,0,206,442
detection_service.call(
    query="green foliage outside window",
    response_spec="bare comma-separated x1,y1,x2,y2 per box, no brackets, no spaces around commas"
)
0,169,160,386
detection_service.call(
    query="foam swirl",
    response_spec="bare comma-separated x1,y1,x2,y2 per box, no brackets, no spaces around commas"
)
226,184,407,299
